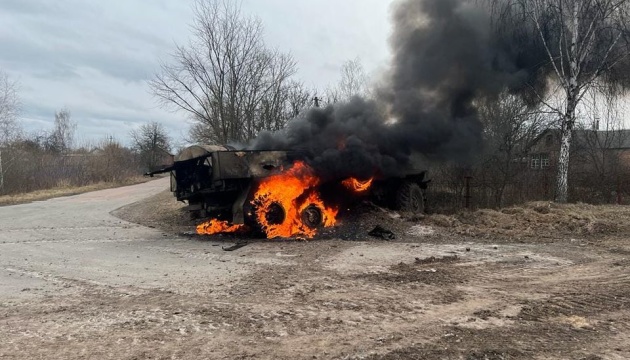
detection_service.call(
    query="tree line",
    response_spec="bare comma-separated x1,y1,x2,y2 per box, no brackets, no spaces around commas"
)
0,70,177,195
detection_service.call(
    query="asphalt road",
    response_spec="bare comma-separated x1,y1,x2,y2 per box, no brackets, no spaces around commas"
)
0,178,278,300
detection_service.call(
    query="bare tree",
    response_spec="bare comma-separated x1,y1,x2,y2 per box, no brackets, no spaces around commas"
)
338,58,370,100
257,80,313,134
46,108,76,154
324,86,341,105
284,81,313,119
150,0,298,144
130,121,171,171
0,70,21,145
478,94,548,207
501,0,630,202
325,58,371,104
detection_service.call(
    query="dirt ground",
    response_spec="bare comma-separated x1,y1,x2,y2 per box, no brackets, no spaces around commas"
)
110,191,630,359
2,184,630,359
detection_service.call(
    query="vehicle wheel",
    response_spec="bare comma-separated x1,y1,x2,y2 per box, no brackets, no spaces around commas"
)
265,202,286,225
395,182,424,213
301,205,323,229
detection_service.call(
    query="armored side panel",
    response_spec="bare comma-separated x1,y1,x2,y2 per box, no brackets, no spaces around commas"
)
211,151,290,181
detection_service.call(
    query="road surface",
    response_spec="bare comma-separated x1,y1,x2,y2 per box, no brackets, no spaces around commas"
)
0,178,298,298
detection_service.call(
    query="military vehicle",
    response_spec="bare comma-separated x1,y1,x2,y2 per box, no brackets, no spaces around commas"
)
146,145,429,228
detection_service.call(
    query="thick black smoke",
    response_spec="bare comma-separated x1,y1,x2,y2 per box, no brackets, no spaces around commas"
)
250,0,550,180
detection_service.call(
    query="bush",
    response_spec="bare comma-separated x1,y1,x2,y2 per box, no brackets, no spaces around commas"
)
0,139,142,195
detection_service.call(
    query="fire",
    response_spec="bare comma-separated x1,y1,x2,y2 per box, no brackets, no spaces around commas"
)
195,161,338,239
197,220,245,235
342,177,374,193
254,161,338,239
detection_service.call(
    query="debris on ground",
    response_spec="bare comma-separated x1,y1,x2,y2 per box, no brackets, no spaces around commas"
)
368,225,396,240
407,224,436,237
222,242,249,251
414,255,460,265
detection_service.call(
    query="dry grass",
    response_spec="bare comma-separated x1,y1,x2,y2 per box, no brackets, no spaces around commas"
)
0,176,151,206
425,201,630,239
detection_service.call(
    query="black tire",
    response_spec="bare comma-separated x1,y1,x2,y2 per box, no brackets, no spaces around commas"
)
395,182,424,213
301,205,323,229
265,202,286,225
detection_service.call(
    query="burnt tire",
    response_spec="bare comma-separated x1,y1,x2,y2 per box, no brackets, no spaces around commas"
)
395,182,424,213
265,202,286,225
301,205,323,229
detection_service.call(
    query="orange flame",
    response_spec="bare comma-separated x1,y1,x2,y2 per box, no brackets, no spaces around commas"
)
196,161,339,239
197,220,245,235
254,161,338,239
342,177,374,193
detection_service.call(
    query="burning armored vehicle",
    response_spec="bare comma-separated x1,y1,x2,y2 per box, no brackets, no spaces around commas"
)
147,144,429,239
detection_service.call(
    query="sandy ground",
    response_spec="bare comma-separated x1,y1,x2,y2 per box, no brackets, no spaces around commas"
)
1,179,630,359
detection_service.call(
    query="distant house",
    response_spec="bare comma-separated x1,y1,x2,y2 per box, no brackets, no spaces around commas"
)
528,128,630,172
523,128,630,202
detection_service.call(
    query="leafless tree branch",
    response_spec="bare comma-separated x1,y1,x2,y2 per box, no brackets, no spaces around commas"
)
149,0,300,144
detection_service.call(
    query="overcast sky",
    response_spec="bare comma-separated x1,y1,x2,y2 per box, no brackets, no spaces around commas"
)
0,0,394,148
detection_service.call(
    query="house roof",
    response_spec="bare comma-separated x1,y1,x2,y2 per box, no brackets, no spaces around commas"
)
536,128,630,150
587,129,630,149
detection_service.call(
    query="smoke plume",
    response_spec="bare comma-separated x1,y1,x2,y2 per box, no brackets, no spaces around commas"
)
250,0,550,180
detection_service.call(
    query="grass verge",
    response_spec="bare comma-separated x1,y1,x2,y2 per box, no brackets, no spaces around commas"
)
0,176,153,207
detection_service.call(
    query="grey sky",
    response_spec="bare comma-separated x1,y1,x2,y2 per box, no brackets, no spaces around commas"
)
0,0,393,148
